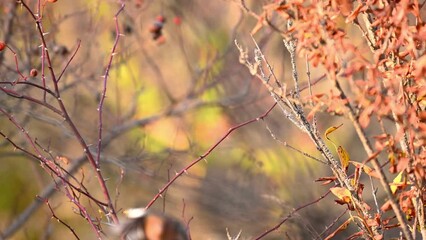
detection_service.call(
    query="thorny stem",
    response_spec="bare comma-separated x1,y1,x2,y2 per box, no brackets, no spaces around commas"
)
334,79,413,240
145,103,277,209
238,37,375,237
254,190,331,239
38,196,81,239
0,108,103,239
0,98,215,238
56,40,81,82
18,1,121,225
262,120,327,165
96,2,125,167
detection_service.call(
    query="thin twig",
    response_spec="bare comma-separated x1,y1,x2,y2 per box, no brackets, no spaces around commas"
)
145,103,277,208
38,196,81,239
254,190,331,239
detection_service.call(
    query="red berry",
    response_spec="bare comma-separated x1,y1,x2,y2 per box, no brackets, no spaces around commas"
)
0,42,6,51
156,15,165,23
30,69,38,77
173,16,182,26
135,0,143,8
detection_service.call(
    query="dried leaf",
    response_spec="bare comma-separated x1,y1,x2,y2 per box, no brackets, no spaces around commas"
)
346,231,364,240
315,176,337,182
345,4,365,22
337,0,353,17
349,161,380,179
362,165,381,179
349,161,363,168
330,187,351,202
337,146,350,170
380,200,392,212
324,123,343,141
315,176,337,185
324,218,351,240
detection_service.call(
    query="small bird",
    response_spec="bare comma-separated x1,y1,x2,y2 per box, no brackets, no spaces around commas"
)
119,208,189,240
149,15,166,41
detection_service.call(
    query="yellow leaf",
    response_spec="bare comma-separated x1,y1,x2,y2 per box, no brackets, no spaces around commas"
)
330,187,351,202
324,123,343,141
337,146,350,169
390,171,404,194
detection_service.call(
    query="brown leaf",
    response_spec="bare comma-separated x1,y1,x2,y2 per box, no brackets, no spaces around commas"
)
315,176,337,185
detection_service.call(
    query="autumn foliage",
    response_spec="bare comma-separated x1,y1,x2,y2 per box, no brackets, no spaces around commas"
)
241,0,426,239
0,0,425,239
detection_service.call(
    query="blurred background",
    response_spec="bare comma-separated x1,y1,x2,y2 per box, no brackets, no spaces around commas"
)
0,0,376,239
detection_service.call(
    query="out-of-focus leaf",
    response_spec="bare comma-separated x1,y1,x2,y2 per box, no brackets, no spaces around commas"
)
324,123,343,141
336,0,353,17
251,16,264,35
345,4,366,23
380,199,392,212
337,146,350,170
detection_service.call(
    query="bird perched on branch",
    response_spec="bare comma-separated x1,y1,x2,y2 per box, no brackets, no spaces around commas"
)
119,208,189,240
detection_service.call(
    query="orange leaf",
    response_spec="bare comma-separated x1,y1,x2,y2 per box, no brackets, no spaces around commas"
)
380,200,392,212
330,187,351,202
349,161,380,179
345,4,366,22
337,0,353,16
324,218,351,240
